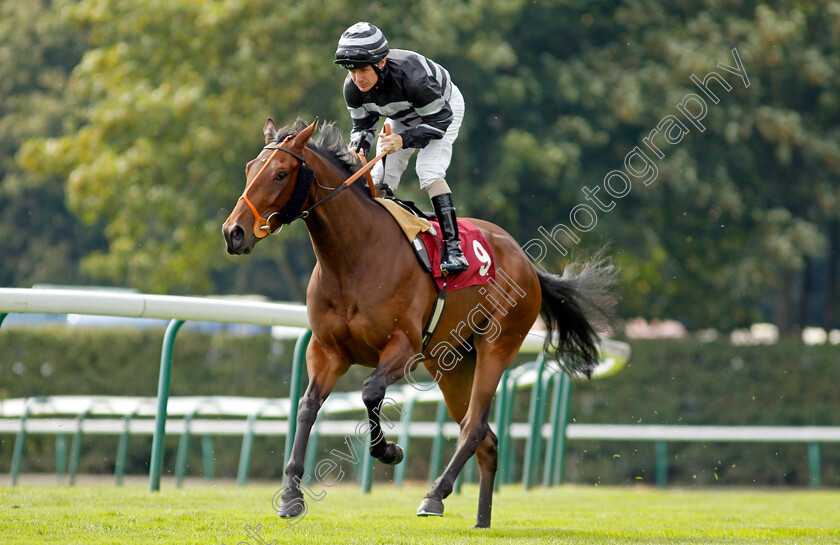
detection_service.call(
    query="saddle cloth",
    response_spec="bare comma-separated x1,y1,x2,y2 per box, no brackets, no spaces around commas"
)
374,197,496,291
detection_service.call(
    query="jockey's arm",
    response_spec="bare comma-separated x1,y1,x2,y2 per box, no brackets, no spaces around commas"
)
399,76,454,149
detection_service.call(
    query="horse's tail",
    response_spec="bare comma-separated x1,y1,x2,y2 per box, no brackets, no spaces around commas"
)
536,249,618,377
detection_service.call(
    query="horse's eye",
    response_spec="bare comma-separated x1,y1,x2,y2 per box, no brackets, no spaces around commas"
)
274,171,288,182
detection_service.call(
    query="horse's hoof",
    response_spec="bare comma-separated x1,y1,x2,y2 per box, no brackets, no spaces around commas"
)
276,498,305,518
416,497,444,517
377,442,404,465
383,443,404,465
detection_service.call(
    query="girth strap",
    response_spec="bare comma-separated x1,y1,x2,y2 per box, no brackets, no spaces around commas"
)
421,278,447,351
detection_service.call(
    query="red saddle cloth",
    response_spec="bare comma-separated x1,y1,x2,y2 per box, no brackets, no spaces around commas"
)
418,219,496,291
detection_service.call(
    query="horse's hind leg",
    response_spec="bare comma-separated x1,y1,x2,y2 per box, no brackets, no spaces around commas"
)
424,411,499,528
474,427,499,527
277,340,348,518
418,337,517,528
416,348,475,518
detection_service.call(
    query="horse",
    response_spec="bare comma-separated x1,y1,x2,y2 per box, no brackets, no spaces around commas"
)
222,118,616,528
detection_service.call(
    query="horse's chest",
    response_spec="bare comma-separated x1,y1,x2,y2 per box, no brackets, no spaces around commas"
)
309,270,419,362
339,305,390,338
319,304,399,359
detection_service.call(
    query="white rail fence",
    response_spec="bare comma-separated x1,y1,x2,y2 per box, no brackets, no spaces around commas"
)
1,287,629,491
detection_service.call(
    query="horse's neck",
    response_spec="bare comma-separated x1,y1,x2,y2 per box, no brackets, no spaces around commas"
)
304,154,388,276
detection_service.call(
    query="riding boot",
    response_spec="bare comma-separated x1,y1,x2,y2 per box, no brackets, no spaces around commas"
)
431,193,469,273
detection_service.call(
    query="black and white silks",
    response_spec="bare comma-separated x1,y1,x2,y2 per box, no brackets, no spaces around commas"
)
344,49,456,153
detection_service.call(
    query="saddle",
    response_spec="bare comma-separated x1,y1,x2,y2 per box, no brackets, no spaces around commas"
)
374,196,435,272
376,184,436,221
374,194,497,349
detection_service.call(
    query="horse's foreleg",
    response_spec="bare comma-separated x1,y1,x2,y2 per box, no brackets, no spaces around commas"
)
278,340,348,518
362,333,415,465
277,380,322,518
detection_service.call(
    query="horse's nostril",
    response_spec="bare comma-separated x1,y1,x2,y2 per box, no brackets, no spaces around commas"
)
231,226,244,245
224,224,246,254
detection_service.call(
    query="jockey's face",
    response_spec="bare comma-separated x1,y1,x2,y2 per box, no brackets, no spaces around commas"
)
348,59,386,92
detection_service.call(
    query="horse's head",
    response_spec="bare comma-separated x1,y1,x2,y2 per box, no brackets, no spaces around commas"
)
222,118,318,255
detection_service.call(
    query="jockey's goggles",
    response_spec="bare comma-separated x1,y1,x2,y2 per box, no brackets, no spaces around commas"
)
334,48,385,69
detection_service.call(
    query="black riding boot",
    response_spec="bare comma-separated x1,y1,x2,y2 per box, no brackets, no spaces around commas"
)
431,193,469,273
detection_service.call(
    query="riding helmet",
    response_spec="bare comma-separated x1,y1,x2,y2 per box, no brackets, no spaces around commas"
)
334,22,390,69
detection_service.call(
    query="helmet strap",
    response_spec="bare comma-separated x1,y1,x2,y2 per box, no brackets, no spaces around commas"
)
372,60,385,88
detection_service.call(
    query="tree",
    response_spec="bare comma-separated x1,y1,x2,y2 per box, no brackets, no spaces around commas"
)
446,0,839,331
0,0,103,288
16,0,840,331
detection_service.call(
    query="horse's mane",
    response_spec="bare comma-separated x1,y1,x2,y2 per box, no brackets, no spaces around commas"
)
269,119,359,180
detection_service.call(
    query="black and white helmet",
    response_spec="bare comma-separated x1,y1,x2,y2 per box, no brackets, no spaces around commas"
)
334,22,389,69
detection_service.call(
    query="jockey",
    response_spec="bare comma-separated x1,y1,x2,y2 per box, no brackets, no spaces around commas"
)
335,22,469,273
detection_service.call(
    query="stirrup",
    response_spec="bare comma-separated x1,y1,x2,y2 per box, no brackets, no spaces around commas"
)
442,259,469,273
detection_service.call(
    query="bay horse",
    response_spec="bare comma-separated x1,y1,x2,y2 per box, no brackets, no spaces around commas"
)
222,118,615,528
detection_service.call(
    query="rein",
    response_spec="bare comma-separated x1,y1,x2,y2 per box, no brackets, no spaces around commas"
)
238,126,390,238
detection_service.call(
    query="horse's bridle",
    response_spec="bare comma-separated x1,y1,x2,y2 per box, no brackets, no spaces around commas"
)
238,138,312,239
238,128,387,239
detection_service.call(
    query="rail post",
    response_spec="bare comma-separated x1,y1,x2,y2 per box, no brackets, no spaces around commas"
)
175,409,198,488
498,362,537,486
655,441,668,488
68,409,91,486
427,400,448,485
10,407,28,486
492,368,510,492
552,373,573,485
303,412,323,480
115,412,136,486
543,370,572,486
56,434,68,481
808,442,821,489
149,318,185,492
237,407,264,487
201,435,215,479
523,354,548,489
360,429,375,493
497,366,521,486
394,391,420,488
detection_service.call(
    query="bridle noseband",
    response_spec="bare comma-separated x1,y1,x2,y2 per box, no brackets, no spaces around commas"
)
238,138,314,239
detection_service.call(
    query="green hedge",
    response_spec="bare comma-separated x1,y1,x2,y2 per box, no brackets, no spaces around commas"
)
0,327,297,479
0,327,297,399
561,339,840,487
1,329,838,487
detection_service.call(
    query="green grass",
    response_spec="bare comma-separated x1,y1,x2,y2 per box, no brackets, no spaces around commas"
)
2,482,839,544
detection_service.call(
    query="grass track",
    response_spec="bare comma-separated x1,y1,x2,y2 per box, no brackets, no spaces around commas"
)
2,483,839,544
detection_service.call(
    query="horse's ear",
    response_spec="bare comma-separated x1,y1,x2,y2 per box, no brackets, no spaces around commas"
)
292,117,319,150
264,117,277,145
